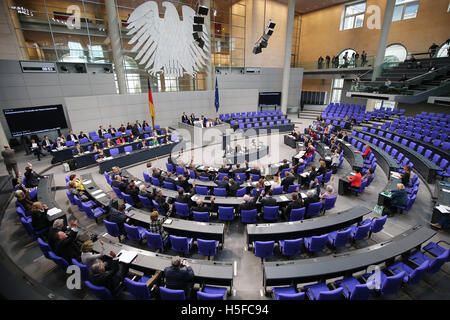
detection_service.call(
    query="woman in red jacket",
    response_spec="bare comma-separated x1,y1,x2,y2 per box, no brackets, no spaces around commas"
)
346,168,362,188
361,144,371,158
116,136,125,145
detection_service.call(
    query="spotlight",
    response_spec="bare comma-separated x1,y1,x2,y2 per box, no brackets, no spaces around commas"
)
194,16,204,24
262,33,270,41
193,24,203,32
267,20,276,29
197,5,209,16
196,38,205,49
192,32,200,40
266,29,273,36
260,39,268,48
253,45,262,54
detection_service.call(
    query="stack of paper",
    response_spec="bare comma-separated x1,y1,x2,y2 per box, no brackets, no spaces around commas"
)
279,195,289,201
94,193,106,199
436,205,450,213
83,180,92,185
117,250,137,264
47,207,62,217
91,190,102,195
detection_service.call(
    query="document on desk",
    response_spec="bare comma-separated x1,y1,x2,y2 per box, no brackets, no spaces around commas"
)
436,205,450,213
91,189,102,195
294,151,305,158
391,172,401,179
83,180,92,185
279,195,289,201
300,193,307,199
117,250,137,264
94,193,107,199
47,207,62,217
300,172,309,177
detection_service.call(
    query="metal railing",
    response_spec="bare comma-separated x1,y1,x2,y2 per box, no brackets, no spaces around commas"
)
294,56,375,71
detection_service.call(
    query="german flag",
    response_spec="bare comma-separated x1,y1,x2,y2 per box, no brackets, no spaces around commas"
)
147,77,155,128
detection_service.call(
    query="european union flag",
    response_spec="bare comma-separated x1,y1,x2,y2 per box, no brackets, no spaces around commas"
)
215,78,220,113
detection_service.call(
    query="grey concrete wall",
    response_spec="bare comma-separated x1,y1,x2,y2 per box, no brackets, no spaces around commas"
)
0,59,116,141
64,88,259,134
340,79,368,106
217,67,303,108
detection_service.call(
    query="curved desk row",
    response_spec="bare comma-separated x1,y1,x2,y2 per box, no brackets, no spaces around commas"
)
246,206,371,245
365,127,449,162
121,169,305,207
224,145,269,164
37,174,67,224
263,224,436,289
337,139,364,171
52,128,167,163
92,238,234,289
354,130,440,183
346,135,400,177
81,173,225,244
234,123,295,134
97,141,185,174
284,135,298,149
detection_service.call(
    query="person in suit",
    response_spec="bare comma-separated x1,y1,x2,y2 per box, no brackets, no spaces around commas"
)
67,131,78,142
68,181,89,201
199,168,214,181
132,123,140,136
249,165,261,177
118,124,126,133
215,176,230,195
278,159,289,173
108,125,116,135
153,188,171,214
258,189,277,206
31,201,52,232
104,138,114,149
164,172,176,186
98,126,108,138
135,120,142,128
281,171,296,192
30,139,45,161
317,160,327,177
125,180,140,205
2,145,19,178
218,163,231,174
107,194,130,235
53,138,65,149
41,136,53,152
238,193,259,214
89,255,129,295
191,198,215,215
233,161,248,175
176,175,191,193
24,163,47,188
152,168,164,185
77,129,91,142
73,143,84,155
142,120,150,129
303,190,320,213
126,122,132,130
301,165,317,188
111,175,127,193
48,219,66,252
175,188,192,208
138,184,154,201
80,239,114,269
282,192,304,220
164,256,195,299
229,178,243,197
54,221,81,263
182,112,188,123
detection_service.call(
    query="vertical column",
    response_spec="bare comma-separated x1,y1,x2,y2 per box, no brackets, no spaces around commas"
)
203,0,213,91
105,0,127,94
280,0,295,114
371,0,395,81
0,121,9,161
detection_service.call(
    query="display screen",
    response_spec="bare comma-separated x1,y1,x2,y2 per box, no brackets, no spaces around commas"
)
3,105,68,137
258,92,281,106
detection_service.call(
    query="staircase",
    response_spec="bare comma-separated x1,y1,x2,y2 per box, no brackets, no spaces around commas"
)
297,107,325,120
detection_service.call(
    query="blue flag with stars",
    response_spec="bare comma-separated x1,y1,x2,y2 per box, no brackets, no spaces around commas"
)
215,78,220,113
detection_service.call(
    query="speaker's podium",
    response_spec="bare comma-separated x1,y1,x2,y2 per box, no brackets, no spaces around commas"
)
177,121,230,147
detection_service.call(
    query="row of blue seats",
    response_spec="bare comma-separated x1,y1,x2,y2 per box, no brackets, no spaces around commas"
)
272,241,449,300
220,110,284,119
253,216,388,260
230,115,287,124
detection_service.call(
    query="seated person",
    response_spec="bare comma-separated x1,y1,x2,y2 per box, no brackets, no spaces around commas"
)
78,131,89,140
81,239,113,269
96,150,106,162
118,124,126,132
164,172,176,185
346,168,362,188
153,188,172,214
103,138,114,149
116,136,126,145
67,131,78,142
191,198,216,216
53,138,65,149
69,174,86,192
107,194,130,235
238,193,259,214
164,256,195,299
15,189,34,212
68,181,89,201
317,160,327,177
30,139,44,161
280,171,295,192
25,163,47,188
331,150,340,173
199,168,214,181
401,165,411,186
139,184,154,201
215,175,230,195
152,168,164,185
319,185,335,203
108,125,116,135
41,136,53,152
150,136,159,146
73,143,84,155
176,175,191,193
111,175,127,193
91,142,101,153
125,180,140,205
148,211,168,241
175,188,191,205
300,165,317,189
98,125,108,138
386,183,408,215
362,168,374,182
303,190,320,212
54,220,81,263
31,201,52,232
89,256,129,295
282,192,304,220
229,178,243,197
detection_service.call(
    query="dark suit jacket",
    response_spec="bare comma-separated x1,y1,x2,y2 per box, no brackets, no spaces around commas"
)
111,180,127,193
285,199,304,217
24,169,41,188
164,265,195,293
42,139,53,149
108,200,128,230
89,258,123,293
304,195,320,211
176,179,191,193
31,209,50,231
229,181,243,197
258,195,277,207
73,146,84,155
55,229,80,263
67,134,78,141
281,175,296,192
